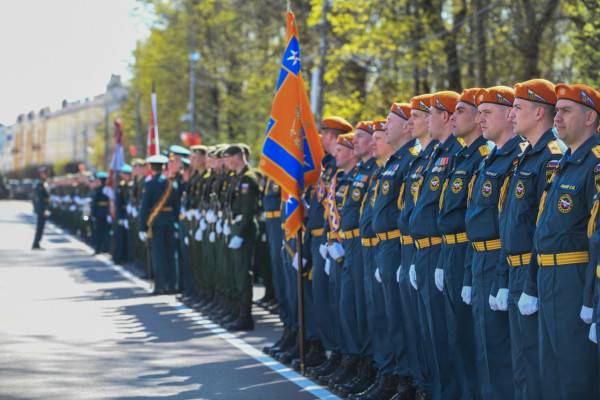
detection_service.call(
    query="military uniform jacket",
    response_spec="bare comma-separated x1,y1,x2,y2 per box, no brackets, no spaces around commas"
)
499,129,563,294
229,166,259,238
534,135,600,307
33,179,49,215
303,154,336,254
263,179,282,213
91,186,110,220
409,135,465,239
398,140,438,236
342,158,377,232
139,173,179,232
372,140,418,234
116,181,129,220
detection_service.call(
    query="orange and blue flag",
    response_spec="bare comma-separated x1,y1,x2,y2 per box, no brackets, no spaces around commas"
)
260,11,324,239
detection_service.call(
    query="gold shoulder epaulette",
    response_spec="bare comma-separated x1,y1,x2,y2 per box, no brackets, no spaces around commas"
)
592,145,600,159
456,137,466,147
409,146,419,157
519,141,530,153
478,145,490,157
547,140,562,155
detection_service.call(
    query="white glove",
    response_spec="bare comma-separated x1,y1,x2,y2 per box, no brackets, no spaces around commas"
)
184,236,189,246
228,235,243,249
69,205,76,211
132,208,138,218
261,233,267,242
324,258,331,276
199,218,207,231
209,231,216,242
44,210,51,218
489,294,499,311
185,210,193,221
216,219,223,234
194,209,201,220
259,212,267,222
223,221,231,236
107,215,112,223
589,323,598,344
194,227,203,241
496,288,509,311
126,204,132,215
327,242,345,260
205,209,217,223
123,219,129,230
580,305,594,324
138,231,147,242
518,293,539,316
319,244,328,259
396,265,402,283
292,254,308,271
375,268,382,283
409,264,417,290
461,286,472,305
434,268,444,292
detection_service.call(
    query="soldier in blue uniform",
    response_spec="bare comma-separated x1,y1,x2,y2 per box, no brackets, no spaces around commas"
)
32,167,50,250
113,164,132,264
330,121,377,396
305,116,353,378
139,155,179,294
408,91,464,400
437,88,487,400
91,171,110,254
465,86,523,399
501,79,562,400
533,83,600,399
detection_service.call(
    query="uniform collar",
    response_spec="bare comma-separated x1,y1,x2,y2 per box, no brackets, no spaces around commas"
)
420,139,439,158
528,128,556,155
565,135,597,165
322,153,335,167
392,138,417,159
438,134,460,153
496,135,523,156
459,135,488,159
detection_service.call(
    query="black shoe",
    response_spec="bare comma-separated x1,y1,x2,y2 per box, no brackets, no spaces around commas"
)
327,355,360,390
351,373,399,400
316,353,352,385
348,372,384,399
335,358,376,398
262,328,290,355
275,341,299,364
224,304,254,331
391,375,415,400
219,308,240,325
306,351,341,378
269,330,297,356
413,387,431,400
304,340,327,367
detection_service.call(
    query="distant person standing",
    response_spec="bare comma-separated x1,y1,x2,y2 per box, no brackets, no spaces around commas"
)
32,167,50,249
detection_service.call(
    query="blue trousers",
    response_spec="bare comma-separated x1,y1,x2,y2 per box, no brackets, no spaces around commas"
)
361,244,381,358
310,237,336,349
150,224,176,292
328,249,343,353
265,218,290,325
339,237,364,355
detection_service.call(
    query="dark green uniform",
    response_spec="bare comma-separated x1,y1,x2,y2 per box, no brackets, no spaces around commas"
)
32,177,49,249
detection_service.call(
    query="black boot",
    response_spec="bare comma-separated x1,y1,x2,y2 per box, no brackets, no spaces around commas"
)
390,375,415,400
348,371,384,399
263,327,290,354
306,351,341,378
317,353,351,385
219,302,240,325
224,303,254,331
327,354,360,390
413,386,431,400
291,339,326,371
269,329,296,356
352,373,399,400
275,340,300,364
335,357,376,398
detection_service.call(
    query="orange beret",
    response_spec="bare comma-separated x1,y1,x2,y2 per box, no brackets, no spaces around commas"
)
476,86,515,107
390,102,411,120
431,91,460,113
355,120,374,135
321,116,353,133
410,94,432,113
514,79,556,105
459,88,481,107
555,83,600,114
372,120,387,132
337,133,355,149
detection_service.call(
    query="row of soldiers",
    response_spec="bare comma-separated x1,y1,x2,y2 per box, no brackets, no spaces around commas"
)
262,79,600,400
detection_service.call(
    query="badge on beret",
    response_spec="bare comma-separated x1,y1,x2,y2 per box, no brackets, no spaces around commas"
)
515,180,525,199
351,187,362,201
381,180,391,195
451,177,463,194
581,90,596,107
557,193,573,214
481,179,493,197
429,176,441,191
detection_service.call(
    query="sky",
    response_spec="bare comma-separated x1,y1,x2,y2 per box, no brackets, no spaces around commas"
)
0,0,151,125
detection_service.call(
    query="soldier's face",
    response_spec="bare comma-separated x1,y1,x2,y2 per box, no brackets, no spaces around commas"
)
478,103,512,142
353,130,373,159
385,113,405,146
509,98,538,137
451,102,479,138
428,108,448,139
410,110,429,139
554,99,597,146
334,144,355,169
374,131,393,159
321,131,337,154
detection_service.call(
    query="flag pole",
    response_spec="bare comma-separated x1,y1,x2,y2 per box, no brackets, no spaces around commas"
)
295,227,306,375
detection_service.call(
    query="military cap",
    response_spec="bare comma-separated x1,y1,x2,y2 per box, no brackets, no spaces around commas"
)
372,120,387,132
476,86,515,107
321,116,353,133
182,158,191,167
120,164,132,174
146,154,169,164
190,144,208,155
410,94,432,112
431,91,461,113
337,132,355,149
555,83,600,114
96,171,109,179
514,79,556,105
390,103,411,120
459,88,481,107
355,121,374,135
222,144,243,157
169,144,192,157
236,143,251,158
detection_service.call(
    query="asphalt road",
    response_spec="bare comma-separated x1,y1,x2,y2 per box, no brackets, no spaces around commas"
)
0,200,337,400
